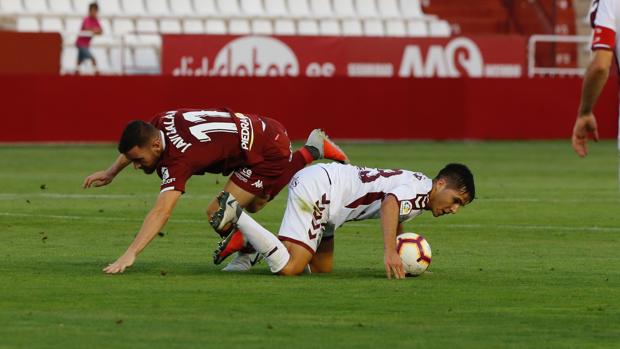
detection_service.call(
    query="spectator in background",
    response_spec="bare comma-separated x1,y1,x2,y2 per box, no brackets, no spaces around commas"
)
75,2,102,74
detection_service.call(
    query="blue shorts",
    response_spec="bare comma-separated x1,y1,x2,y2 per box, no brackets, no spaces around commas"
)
77,46,94,64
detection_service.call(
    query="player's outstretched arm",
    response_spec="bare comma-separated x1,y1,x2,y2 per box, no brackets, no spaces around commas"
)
573,50,612,157
380,195,406,280
103,190,182,274
83,154,131,188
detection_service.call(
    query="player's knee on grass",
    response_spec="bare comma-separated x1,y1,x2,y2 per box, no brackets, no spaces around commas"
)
277,241,313,276
309,238,334,273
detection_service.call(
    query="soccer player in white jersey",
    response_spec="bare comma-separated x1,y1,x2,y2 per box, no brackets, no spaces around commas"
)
573,0,618,156
210,163,475,279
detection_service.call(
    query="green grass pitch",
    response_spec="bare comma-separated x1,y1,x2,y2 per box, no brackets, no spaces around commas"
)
1,141,619,348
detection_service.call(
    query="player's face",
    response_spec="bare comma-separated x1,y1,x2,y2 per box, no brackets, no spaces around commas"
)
428,179,469,217
125,140,162,174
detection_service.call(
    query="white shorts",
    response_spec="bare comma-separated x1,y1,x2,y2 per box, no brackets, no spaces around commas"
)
277,165,334,254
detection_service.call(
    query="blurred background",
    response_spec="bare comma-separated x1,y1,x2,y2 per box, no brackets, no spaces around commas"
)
0,0,617,143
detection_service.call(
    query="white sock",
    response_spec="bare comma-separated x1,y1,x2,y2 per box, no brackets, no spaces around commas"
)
237,212,290,273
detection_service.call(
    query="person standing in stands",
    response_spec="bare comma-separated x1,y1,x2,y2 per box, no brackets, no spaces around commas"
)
75,2,102,74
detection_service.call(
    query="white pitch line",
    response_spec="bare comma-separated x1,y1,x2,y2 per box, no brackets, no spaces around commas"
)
1,193,619,203
2,212,619,233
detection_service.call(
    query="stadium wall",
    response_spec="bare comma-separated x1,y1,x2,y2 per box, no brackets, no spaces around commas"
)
1,75,617,142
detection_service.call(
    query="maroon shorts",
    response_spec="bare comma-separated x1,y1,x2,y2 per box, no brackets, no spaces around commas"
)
230,117,292,198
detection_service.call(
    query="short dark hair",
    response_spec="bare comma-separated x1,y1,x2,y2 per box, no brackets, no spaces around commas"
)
435,163,476,203
118,120,158,153
89,2,98,12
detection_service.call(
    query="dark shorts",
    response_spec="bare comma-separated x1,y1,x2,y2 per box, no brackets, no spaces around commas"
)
77,46,94,64
230,117,292,198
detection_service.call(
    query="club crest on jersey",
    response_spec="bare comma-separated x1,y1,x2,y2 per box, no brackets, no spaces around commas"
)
235,113,254,151
400,201,413,215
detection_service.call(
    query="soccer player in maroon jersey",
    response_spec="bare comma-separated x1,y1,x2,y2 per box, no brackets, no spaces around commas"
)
82,108,348,274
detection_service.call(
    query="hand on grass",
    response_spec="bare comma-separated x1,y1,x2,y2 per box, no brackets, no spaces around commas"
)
384,250,406,280
103,252,135,274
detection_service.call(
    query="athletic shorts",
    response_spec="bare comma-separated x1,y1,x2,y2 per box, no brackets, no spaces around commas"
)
230,117,292,198
77,46,94,64
277,165,335,254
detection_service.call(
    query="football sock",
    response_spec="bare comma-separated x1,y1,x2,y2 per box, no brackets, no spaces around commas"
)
237,212,290,273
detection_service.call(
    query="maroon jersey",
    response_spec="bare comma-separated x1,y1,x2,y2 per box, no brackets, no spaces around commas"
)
151,108,269,193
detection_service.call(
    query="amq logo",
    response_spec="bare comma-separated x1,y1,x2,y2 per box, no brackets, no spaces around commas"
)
398,37,484,78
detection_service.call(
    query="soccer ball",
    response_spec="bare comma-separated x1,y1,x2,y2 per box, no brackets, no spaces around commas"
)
396,232,432,276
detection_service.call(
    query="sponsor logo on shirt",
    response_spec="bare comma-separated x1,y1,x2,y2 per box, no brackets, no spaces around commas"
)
235,113,254,151
161,167,176,185
239,168,252,178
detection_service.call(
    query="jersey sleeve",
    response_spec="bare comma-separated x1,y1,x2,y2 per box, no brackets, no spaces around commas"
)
385,185,429,222
591,0,616,51
159,162,193,194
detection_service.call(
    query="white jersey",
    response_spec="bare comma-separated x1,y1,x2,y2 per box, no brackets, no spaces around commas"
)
320,163,432,228
591,0,620,58
278,163,432,253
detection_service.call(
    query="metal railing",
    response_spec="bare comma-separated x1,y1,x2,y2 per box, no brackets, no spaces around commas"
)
528,34,591,77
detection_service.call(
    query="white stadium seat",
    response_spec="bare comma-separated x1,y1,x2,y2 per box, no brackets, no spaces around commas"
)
110,47,134,73
112,18,135,35
61,47,78,74
194,0,218,16
72,0,90,14
65,18,83,33
171,0,194,15
228,19,250,34
319,19,339,36
385,19,406,36
265,0,287,17
274,19,296,35
183,19,205,34
297,19,318,35
16,16,39,31
0,0,25,14
90,47,113,74
400,0,424,19
217,0,241,16
241,0,265,17
310,0,332,17
363,19,384,36
205,19,227,34
429,20,451,37
23,0,47,14
134,47,160,73
251,19,273,34
355,0,379,18
378,0,400,18
407,20,428,36
334,0,356,18
145,0,169,16
100,0,122,16
160,19,182,34
121,0,146,16
287,0,311,18
48,0,73,15
41,17,64,32
98,18,112,36
341,19,362,36
136,18,158,33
